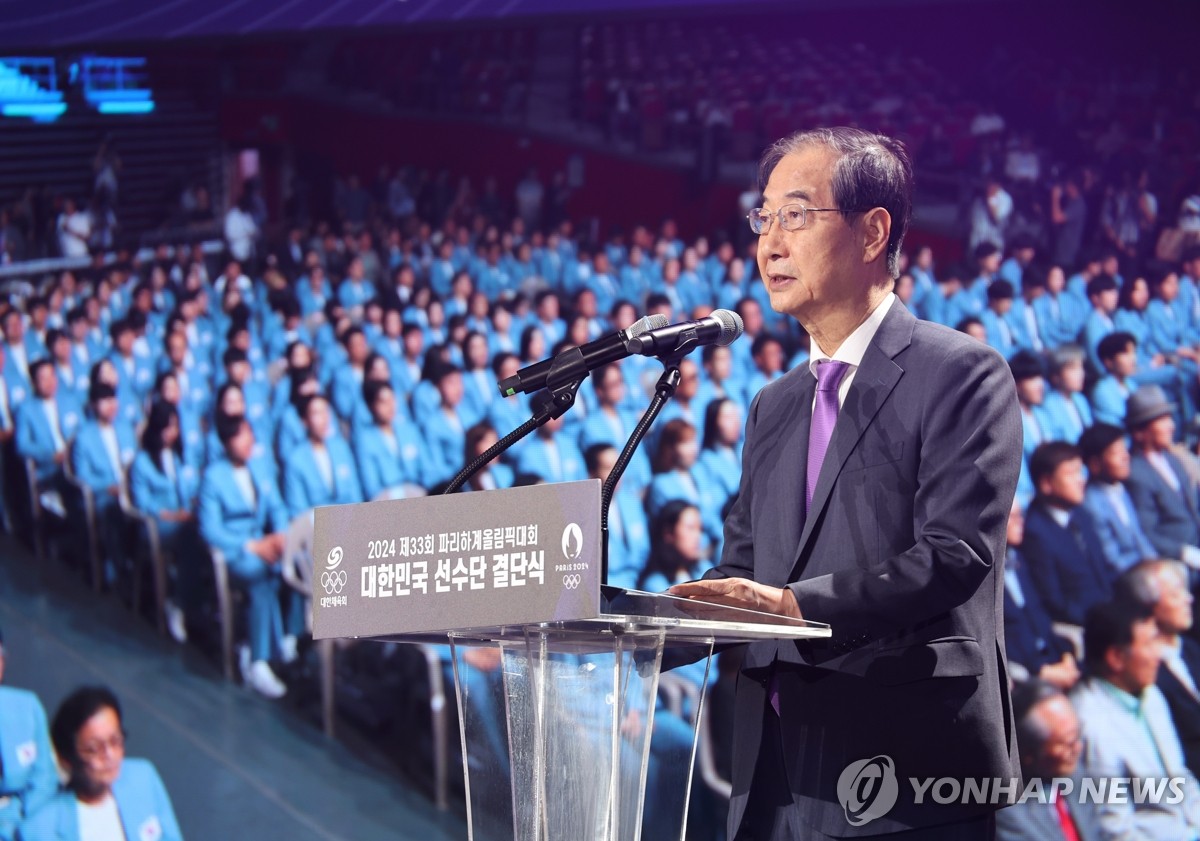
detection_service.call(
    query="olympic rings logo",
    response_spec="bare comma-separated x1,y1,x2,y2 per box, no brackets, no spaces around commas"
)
321,569,348,595
563,574,581,590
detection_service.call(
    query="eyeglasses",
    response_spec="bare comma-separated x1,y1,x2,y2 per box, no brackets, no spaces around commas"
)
746,203,870,235
76,732,125,762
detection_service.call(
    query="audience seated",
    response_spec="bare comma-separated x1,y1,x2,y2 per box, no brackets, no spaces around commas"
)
1072,600,1200,839
1079,423,1157,575
1125,385,1200,565
1002,503,1079,690
1022,442,1114,628
198,416,298,699
7,129,1200,825
996,679,1099,841
1114,560,1200,778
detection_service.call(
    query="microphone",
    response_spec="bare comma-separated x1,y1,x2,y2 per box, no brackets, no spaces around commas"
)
623,309,744,357
498,314,669,396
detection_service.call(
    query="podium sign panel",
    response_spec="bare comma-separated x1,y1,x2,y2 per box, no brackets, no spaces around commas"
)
311,479,831,841
311,480,603,640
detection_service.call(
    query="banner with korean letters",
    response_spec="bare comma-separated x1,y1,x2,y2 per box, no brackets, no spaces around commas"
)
312,480,602,640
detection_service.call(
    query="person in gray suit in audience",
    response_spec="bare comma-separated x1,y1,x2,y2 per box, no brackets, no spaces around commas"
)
1079,423,1157,575
1124,386,1200,566
1071,599,1200,840
996,679,1101,841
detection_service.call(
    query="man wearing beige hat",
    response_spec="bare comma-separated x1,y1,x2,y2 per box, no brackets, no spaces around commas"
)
1125,385,1200,564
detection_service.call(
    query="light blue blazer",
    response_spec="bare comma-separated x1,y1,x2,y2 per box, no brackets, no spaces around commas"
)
1,350,32,406
14,394,83,480
352,421,431,499
282,438,363,519
71,420,136,495
1032,292,1084,350
16,757,182,841
198,457,289,579
1145,299,1189,357
516,436,586,485
108,351,155,401
130,450,199,519
330,367,366,423
1090,376,1131,428
577,409,651,491
604,488,650,590
1040,390,1093,444
979,309,1019,358
0,687,57,841
1082,483,1156,575
423,410,467,488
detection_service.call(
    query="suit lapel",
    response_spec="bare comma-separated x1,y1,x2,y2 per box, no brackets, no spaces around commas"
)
778,372,815,571
793,303,911,569
1171,453,1200,520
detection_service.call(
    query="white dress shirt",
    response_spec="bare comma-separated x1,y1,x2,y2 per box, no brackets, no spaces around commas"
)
807,292,897,411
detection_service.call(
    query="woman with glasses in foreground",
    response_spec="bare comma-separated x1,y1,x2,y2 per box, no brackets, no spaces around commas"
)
17,686,182,841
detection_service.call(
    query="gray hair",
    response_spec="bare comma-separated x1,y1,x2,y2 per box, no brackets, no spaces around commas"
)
1115,559,1189,609
758,127,913,279
1011,678,1066,756
1048,343,1085,375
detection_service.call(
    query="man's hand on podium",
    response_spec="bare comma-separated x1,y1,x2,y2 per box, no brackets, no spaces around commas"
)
667,578,803,620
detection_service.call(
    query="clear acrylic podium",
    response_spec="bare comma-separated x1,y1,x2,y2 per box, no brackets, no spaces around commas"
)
439,586,829,841
308,482,830,841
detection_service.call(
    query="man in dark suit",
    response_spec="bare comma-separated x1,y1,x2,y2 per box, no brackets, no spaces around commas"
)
1021,442,1114,627
1124,385,1200,564
1003,503,1079,689
1115,559,1200,776
670,128,1022,839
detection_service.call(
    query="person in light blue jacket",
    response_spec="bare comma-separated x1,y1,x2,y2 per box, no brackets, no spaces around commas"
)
1079,423,1156,575
71,382,137,576
1032,264,1087,349
1081,273,1119,374
423,361,470,488
0,628,58,841
130,402,204,643
459,331,496,430
696,397,744,512
1091,332,1139,428
1,309,33,406
461,422,514,493
515,415,586,486
353,381,431,499
583,444,648,590
646,419,703,515
281,394,364,519
17,686,182,841
14,360,82,485
1040,345,1093,445
577,364,651,493
46,330,87,409
198,417,294,699
336,256,376,316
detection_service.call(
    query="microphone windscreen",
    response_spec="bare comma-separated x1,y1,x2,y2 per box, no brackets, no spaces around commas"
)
710,309,744,346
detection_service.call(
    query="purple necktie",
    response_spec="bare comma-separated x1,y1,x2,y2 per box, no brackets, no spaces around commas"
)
806,361,851,509
771,361,851,716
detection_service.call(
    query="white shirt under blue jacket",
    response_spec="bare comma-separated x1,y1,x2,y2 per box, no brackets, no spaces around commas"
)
16,757,182,841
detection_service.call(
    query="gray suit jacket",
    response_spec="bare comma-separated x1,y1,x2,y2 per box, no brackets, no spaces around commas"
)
1127,451,1200,559
995,775,1103,841
1071,676,1200,840
709,301,1023,837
